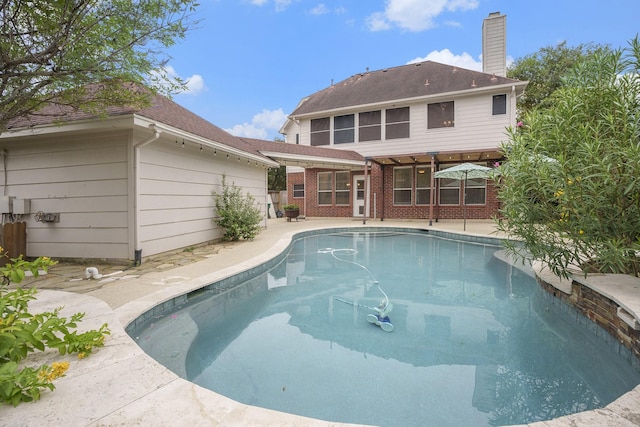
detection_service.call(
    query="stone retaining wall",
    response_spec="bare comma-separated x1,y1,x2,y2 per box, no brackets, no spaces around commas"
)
537,275,640,371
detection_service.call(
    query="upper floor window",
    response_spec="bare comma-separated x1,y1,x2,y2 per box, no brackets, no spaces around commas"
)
311,118,330,146
386,107,410,139
334,114,355,144
428,101,454,129
492,94,507,115
359,110,381,142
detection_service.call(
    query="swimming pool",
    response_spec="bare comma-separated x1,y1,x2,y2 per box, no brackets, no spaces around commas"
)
130,230,640,426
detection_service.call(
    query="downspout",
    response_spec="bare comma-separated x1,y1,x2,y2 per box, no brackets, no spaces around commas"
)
511,85,517,125
264,166,269,227
133,124,160,264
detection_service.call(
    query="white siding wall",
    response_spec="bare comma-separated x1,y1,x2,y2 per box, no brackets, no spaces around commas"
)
0,132,130,259
137,138,267,257
290,93,513,158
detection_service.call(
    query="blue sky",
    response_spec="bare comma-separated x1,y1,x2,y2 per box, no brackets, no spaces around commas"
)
166,0,639,141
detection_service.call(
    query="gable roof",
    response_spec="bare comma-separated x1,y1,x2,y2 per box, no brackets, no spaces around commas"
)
290,61,525,117
4,88,269,161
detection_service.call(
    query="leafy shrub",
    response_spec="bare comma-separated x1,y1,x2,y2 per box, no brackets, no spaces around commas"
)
0,253,110,406
496,38,640,278
213,175,263,241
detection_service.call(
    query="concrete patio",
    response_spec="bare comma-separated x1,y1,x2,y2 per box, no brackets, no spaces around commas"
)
1,218,640,426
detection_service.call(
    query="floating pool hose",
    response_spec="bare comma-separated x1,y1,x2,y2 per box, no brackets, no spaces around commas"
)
319,248,394,332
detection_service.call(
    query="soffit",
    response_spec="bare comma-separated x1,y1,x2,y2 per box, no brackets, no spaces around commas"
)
369,150,504,166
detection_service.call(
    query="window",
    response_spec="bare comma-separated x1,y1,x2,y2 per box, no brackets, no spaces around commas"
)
492,94,507,115
359,110,381,142
335,171,350,205
311,117,330,146
317,172,333,205
334,115,354,144
415,166,432,205
393,167,412,205
465,177,487,205
386,107,410,139
438,165,460,205
293,184,304,198
428,101,454,129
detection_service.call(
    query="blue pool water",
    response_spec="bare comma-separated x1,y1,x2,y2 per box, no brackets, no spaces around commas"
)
131,231,640,427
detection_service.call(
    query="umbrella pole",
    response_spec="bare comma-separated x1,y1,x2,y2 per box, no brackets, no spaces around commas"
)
463,172,467,231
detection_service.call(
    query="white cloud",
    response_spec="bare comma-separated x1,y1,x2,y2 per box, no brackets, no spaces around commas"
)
275,0,292,12
408,48,482,71
226,108,287,140
309,4,346,16
367,0,478,32
310,3,329,15
162,65,206,95
249,0,292,12
366,12,391,32
184,74,205,94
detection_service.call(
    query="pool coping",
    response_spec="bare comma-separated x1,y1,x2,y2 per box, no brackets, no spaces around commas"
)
4,221,640,426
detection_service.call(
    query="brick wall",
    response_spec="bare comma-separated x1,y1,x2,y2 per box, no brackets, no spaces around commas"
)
287,164,501,220
287,172,305,216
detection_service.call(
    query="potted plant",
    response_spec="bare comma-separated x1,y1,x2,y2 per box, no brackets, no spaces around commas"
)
282,204,300,221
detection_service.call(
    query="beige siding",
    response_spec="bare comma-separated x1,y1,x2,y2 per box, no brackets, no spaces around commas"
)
0,133,130,259
290,93,513,158
137,139,267,257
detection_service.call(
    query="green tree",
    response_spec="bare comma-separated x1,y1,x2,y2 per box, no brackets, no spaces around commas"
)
213,175,263,241
508,41,611,116
268,166,287,191
0,0,198,132
496,37,640,278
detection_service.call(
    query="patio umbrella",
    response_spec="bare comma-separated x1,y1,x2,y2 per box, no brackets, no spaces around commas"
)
434,163,496,230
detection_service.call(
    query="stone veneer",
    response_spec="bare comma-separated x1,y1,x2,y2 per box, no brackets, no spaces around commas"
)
536,271,640,371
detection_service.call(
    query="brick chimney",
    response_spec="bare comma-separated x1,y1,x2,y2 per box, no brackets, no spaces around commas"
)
482,12,507,77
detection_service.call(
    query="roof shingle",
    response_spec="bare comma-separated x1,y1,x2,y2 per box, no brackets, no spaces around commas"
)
291,61,523,116
4,87,267,159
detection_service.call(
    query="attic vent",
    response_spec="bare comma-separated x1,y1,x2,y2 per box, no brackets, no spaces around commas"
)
383,69,388,72
491,73,498,81
471,79,477,87
424,79,429,86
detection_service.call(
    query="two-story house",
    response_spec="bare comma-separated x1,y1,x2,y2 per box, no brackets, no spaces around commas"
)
280,12,527,223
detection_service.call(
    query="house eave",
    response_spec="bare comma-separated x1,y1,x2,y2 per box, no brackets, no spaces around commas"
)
259,150,365,170
0,116,134,139
134,116,280,168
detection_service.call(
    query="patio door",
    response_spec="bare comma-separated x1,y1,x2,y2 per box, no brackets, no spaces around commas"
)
352,175,369,217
